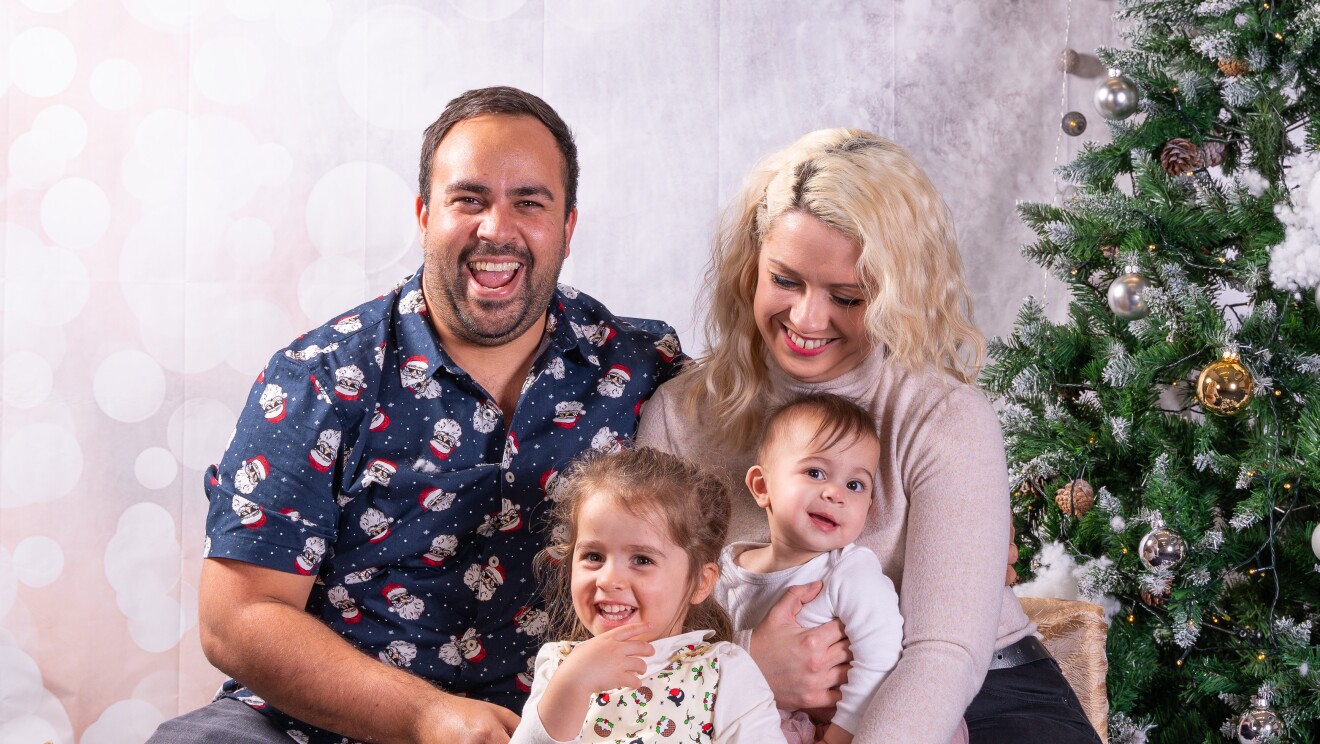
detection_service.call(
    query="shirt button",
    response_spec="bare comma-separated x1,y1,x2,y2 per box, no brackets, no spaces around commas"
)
504,471,515,484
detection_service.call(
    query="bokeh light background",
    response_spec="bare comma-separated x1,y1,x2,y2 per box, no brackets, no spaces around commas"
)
1,0,1114,739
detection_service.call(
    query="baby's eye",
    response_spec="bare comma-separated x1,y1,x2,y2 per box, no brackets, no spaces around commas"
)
770,273,799,289
805,467,825,480
847,480,868,492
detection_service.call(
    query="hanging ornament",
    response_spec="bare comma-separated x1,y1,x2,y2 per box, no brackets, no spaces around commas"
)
1237,699,1282,743
1218,58,1249,77
1138,524,1187,570
1196,354,1254,415
1107,267,1151,320
1062,111,1087,136
1094,72,1140,120
1057,48,1081,73
1310,522,1320,561
1100,245,1118,260
1202,140,1227,168
1314,280,1320,313
1160,138,1204,175
1055,479,1095,517
1139,588,1169,606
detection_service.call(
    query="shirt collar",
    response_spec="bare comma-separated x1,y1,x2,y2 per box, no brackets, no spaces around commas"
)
641,630,715,676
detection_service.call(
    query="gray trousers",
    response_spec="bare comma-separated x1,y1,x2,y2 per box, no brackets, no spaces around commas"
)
147,698,293,743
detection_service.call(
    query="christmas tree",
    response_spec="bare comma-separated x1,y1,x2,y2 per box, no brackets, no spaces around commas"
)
980,1,1320,742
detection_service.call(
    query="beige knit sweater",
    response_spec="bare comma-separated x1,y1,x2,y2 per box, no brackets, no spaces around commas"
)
636,345,1033,744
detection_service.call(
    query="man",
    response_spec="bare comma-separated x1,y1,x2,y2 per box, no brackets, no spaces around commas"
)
149,87,684,744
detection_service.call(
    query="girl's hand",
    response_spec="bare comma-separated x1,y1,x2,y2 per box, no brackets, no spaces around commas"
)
536,624,654,741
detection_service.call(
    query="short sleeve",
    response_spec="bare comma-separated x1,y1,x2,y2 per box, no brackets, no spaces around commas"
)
510,643,580,744
203,352,348,577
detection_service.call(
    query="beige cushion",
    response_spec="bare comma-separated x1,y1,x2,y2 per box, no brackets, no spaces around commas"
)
1020,597,1109,742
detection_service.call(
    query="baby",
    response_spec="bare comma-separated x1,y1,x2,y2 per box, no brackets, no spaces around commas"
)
717,393,968,744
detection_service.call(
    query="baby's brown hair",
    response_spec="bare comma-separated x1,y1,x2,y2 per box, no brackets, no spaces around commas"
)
758,393,879,462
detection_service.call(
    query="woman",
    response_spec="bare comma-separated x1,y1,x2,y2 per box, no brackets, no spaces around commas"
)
637,129,1100,743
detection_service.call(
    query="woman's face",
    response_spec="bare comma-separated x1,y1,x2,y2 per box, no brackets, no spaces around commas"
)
753,211,870,383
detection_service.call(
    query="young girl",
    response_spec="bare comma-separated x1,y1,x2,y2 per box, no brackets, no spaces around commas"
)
511,447,787,744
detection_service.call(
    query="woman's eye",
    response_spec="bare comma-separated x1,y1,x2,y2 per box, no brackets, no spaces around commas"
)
805,467,824,479
832,295,863,307
770,273,799,289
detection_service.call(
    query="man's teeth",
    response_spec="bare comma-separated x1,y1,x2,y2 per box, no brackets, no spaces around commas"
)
470,261,521,272
787,328,831,350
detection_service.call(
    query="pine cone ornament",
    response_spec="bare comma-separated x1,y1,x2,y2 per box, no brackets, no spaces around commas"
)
1217,58,1249,77
1055,479,1095,517
1140,588,1170,606
1201,140,1227,168
1160,138,1203,175
1100,245,1119,260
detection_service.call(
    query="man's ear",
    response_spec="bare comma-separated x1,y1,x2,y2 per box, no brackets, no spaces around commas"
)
562,207,577,259
690,562,719,605
415,196,429,231
746,465,771,509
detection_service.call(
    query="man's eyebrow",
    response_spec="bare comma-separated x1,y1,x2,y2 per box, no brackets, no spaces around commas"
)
446,181,489,196
511,185,555,201
444,182,556,202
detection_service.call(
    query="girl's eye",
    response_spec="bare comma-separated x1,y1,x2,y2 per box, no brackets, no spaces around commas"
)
847,480,867,492
580,552,602,563
805,467,825,480
770,273,799,289
632,555,653,566
832,295,864,308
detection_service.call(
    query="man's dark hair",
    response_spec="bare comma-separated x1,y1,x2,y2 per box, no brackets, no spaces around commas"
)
417,86,579,217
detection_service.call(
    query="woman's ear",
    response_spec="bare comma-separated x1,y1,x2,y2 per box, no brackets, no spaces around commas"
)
690,562,719,605
746,465,771,509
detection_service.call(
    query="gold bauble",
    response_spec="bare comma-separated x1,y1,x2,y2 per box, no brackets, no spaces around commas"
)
1055,479,1095,518
1196,357,1254,415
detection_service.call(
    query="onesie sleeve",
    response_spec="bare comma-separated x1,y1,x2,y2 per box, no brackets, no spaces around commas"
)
711,643,789,744
510,644,581,744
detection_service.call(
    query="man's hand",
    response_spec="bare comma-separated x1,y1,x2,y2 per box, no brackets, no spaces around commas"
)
749,582,850,710
536,623,653,740
412,695,519,744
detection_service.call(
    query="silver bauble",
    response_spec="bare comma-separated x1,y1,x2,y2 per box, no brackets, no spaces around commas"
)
1095,74,1140,120
1237,707,1282,743
1138,527,1187,570
1314,280,1320,312
1311,522,1320,561
1062,111,1087,136
1107,271,1150,320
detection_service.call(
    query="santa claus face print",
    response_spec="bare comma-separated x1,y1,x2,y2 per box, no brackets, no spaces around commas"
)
596,365,630,398
359,507,393,543
654,333,681,362
333,314,362,334
472,400,501,433
381,583,425,620
234,456,270,495
591,426,622,454
379,640,417,668
429,418,463,459
259,384,287,423
422,534,458,565
334,365,366,400
308,429,341,472
570,492,717,643
416,115,576,348
232,494,266,528
419,487,456,512
463,556,505,601
361,458,397,488
295,536,326,575
753,212,871,384
553,400,584,428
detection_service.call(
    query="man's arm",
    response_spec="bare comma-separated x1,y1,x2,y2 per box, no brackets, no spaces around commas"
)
199,558,519,744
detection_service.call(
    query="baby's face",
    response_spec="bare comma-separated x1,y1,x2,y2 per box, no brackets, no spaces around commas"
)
750,420,878,560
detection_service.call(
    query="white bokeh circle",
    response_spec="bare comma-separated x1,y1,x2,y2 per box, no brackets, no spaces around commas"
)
0,646,45,720
9,129,68,188
306,161,415,266
41,177,111,249
552,0,653,32
5,243,89,327
256,143,292,187
224,298,294,374
224,0,272,20
337,5,460,130
274,0,334,47
447,0,528,21
121,0,204,32
0,716,58,744
226,217,275,265
21,0,76,11
12,536,63,588
0,423,83,507
188,115,267,217
1,351,53,409
80,699,165,744
166,398,237,471
134,447,178,490
106,502,179,597
298,256,369,326
93,350,167,423
0,547,16,620
32,104,87,160
121,109,188,204
193,36,265,105
8,27,75,97
125,590,195,652
90,58,142,110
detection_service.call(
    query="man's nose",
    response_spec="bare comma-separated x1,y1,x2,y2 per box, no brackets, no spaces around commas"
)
476,203,517,246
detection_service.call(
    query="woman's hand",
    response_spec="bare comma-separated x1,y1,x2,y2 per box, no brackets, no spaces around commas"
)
536,623,653,740
748,582,851,710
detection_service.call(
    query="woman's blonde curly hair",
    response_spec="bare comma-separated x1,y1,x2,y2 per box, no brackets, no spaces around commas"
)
685,129,985,451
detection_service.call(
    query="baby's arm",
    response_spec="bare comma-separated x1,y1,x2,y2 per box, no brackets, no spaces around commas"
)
797,546,903,741
711,644,790,743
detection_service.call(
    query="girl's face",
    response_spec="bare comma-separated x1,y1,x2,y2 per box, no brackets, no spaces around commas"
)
570,491,717,643
753,211,871,383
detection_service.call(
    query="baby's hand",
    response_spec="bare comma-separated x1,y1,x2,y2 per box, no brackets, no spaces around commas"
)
555,623,654,698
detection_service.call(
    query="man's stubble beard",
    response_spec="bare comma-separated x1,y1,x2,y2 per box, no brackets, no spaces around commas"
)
424,238,566,348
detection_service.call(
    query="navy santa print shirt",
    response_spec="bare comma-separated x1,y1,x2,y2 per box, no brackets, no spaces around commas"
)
203,269,685,740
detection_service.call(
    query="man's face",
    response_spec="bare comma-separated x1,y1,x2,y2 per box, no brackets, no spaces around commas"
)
417,114,577,347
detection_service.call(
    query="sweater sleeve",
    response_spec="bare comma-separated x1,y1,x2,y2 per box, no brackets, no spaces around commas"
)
854,389,1011,743
635,377,685,455
798,547,903,736
711,644,790,744
510,644,581,744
